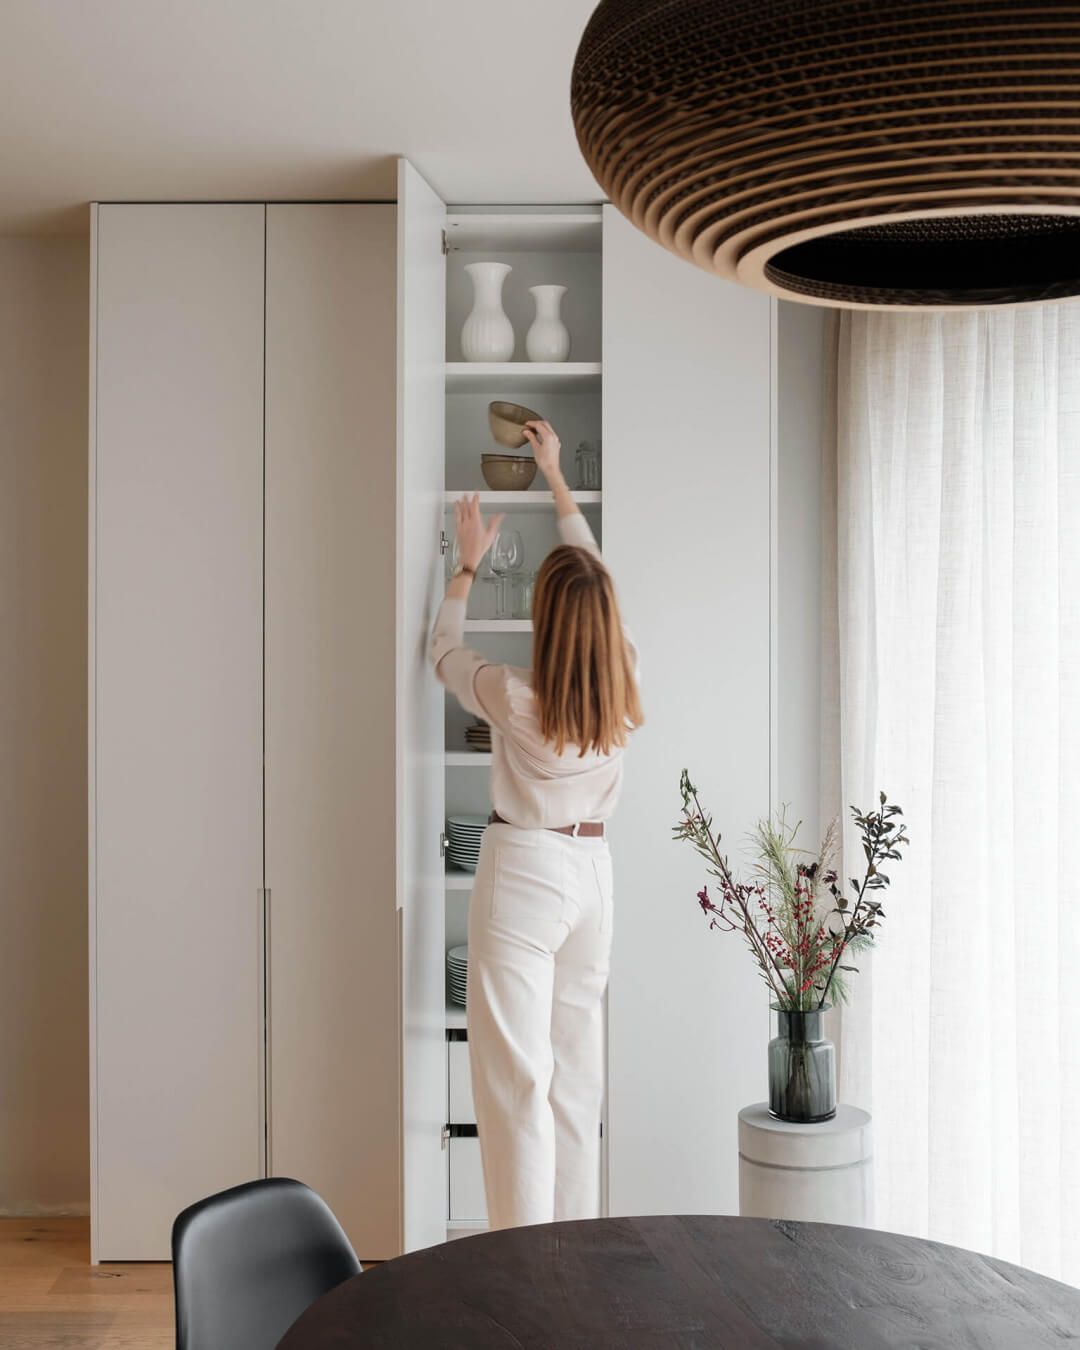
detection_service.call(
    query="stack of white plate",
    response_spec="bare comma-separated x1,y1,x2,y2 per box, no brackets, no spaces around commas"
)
464,718,492,752
446,814,487,873
447,945,468,1007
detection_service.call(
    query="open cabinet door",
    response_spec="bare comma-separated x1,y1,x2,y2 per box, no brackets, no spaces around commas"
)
396,158,448,1252
601,205,773,1219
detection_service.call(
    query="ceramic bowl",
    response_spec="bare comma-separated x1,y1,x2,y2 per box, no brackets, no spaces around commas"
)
488,401,543,450
480,455,538,491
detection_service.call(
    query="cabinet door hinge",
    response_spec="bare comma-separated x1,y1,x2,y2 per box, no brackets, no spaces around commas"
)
441,1124,450,1149
440,531,450,556
440,229,450,257
440,831,448,858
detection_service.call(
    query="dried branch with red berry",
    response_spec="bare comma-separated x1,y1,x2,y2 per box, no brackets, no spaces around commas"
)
674,772,909,1011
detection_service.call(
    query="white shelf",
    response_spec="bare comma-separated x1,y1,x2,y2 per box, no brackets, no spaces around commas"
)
445,867,476,889
443,490,601,511
445,211,602,254
445,362,601,394
464,620,532,633
445,752,492,766
445,1002,468,1030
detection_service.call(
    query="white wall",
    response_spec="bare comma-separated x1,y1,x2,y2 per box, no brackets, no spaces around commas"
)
603,258,829,1217
776,300,835,1051
604,209,773,1217
776,300,828,843
0,238,89,1214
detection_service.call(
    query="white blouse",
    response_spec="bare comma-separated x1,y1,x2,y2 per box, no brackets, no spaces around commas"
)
429,513,638,830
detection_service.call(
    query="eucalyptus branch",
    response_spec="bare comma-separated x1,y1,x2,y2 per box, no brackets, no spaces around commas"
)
815,863,876,1010
815,793,909,1009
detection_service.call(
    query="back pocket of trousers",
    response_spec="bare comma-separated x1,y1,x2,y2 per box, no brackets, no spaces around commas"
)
491,842,567,926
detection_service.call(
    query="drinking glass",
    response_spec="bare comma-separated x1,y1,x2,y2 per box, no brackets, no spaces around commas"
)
490,529,524,619
513,572,537,620
575,439,602,490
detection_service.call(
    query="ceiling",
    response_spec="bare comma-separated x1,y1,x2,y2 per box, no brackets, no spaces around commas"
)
0,0,603,235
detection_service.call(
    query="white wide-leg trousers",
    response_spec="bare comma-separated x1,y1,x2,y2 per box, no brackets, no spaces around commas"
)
466,821,614,1230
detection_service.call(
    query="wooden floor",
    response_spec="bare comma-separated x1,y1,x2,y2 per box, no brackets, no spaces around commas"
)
0,1218,174,1349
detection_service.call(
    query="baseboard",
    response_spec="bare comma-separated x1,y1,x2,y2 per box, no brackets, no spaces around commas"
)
0,1202,91,1218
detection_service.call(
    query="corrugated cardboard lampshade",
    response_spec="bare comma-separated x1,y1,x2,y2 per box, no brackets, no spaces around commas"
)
571,0,1080,310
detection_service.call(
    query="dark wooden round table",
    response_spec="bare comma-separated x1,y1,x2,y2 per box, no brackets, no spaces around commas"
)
277,1215,1080,1349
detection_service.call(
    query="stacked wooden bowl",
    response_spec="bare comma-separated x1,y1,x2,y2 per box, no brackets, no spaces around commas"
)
483,401,540,490
481,456,537,490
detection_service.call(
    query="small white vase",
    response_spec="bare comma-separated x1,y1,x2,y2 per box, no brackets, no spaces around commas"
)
461,262,515,362
525,285,570,362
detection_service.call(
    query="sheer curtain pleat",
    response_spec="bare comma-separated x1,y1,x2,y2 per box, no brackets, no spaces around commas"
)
828,304,1080,1284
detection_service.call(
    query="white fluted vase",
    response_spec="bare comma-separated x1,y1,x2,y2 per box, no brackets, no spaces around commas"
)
525,284,570,362
461,262,515,362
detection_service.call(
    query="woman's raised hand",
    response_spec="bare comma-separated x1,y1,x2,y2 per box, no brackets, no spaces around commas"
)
455,493,505,571
522,420,563,483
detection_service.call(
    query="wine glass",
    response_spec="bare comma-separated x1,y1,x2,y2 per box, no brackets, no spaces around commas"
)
490,529,524,619
445,536,461,583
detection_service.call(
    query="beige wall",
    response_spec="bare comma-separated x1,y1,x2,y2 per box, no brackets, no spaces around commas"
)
0,238,89,1213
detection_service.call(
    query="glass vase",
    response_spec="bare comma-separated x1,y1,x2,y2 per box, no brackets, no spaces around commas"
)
768,1004,836,1123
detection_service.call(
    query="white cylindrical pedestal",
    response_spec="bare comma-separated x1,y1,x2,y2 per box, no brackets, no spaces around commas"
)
738,1102,873,1227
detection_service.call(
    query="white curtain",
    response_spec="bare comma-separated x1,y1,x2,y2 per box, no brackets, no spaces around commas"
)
825,304,1080,1285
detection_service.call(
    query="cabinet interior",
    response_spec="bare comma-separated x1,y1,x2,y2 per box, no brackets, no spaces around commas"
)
441,208,604,1232
442,205,603,939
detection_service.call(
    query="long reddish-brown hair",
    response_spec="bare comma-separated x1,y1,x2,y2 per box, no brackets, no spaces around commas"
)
531,544,642,757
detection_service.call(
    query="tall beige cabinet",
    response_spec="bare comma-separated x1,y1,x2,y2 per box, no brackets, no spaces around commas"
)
262,205,401,1251
90,201,402,1261
91,205,266,1262
90,161,777,1262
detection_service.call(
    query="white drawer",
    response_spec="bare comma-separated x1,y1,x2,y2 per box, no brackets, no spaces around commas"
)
448,1135,487,1224
448,1038,476,1124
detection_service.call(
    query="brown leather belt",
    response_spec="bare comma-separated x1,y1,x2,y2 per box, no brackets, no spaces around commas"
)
489,810,604,838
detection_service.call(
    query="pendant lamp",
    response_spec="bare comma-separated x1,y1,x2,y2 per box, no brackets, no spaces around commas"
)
571,0,1080,309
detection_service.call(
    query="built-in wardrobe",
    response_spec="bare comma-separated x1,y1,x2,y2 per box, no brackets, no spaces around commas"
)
89,160,775,1262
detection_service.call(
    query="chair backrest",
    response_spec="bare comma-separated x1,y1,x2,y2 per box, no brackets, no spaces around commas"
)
172,1177,362,1350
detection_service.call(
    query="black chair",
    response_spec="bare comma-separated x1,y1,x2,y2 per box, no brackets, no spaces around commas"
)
171,1177,362,1350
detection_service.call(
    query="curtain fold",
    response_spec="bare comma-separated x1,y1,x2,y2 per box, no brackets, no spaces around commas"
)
827,304,1080,1284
